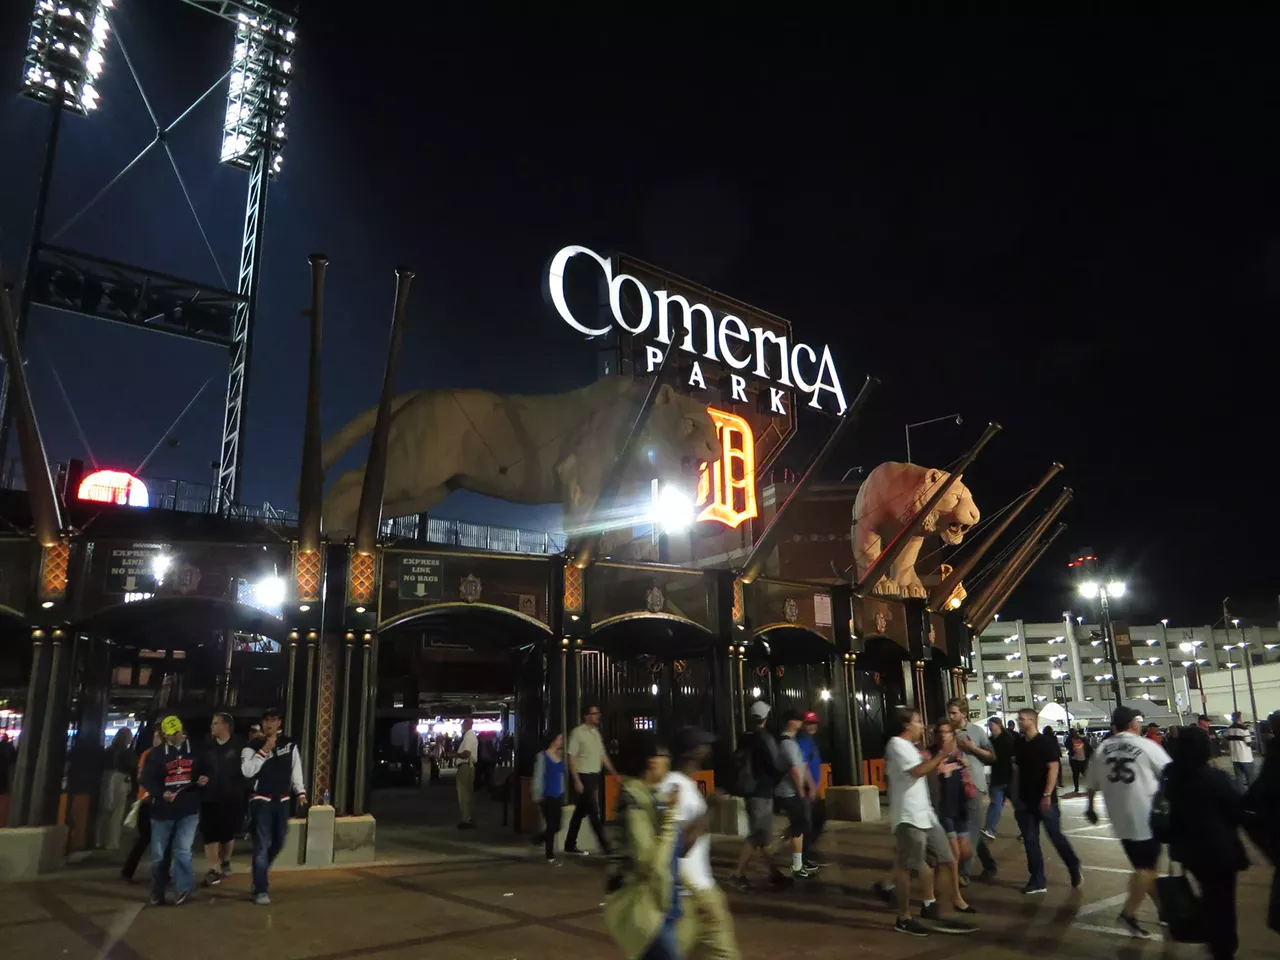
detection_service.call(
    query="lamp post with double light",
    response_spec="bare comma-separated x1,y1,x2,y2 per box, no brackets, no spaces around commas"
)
1079,580,1125,704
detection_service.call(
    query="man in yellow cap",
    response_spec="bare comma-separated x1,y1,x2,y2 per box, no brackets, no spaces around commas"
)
140,716,207,906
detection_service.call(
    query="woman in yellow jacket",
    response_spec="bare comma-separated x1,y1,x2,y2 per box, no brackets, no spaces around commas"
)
603,730,702,959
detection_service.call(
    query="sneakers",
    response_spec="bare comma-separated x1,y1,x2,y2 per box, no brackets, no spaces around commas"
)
456,820,476,830
202,869,222,887
957,874,970,887
254,892,271,906
1022,883,1048,895
1117,913,1151,939
1070,869,1083,889
173,890,192,906
894,917,929,937
977,867,998,882
920,904,977,934
220,861,233,878
148,893,164,907
790,866,811,880
545,857,562,866
980,828,997,841
872,880,895,905
563,847,588,857
729,874,751,892
802,857,822,870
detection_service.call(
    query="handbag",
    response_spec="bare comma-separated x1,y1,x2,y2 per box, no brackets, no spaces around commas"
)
122,799,142,830
1156,858,1205,944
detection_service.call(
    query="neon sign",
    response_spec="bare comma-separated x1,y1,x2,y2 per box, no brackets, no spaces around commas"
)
546,245,848,414
696,408,758,529
77,470,149,507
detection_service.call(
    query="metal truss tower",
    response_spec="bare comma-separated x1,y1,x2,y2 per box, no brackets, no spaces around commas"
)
0,0,296,513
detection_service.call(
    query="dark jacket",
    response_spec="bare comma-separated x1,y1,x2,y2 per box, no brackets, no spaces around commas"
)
747,726,785,800
241,735,307,802
1167,763,1248,871
202,735,246,803
141,739,203,821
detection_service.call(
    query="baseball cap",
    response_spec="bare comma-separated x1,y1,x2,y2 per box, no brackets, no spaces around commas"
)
263,706,282,719
1112,706,1141,731
748,700,771,720
802,711,820,724
159,716,183,736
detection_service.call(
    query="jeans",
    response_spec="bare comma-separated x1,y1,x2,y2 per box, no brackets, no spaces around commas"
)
539,797,563,860
805,797,826,859
1233,761,1256,790
1015,799,1080,889
150,813,198,899
983,784,1008,836
640,918,681,960
566,772,609,853
961,791,997,878
250,800,290,894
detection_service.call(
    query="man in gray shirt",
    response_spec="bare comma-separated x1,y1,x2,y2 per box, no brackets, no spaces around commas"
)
947,698,999,882
776,709,814,880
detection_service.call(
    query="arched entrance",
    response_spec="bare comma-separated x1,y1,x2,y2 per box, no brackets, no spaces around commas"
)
372,602,552,828
581,613,717,748
853,634,910,789
744,625,837,782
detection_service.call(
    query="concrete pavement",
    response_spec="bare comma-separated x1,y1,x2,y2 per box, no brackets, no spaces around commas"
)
2,794,1277,959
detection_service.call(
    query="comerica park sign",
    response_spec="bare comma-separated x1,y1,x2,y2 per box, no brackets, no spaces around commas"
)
547,245,848,415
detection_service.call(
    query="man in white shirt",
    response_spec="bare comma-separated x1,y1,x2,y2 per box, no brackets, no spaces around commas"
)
1085,706,1171,938
663,726,739,960
885,705,974,938
455,719,479,828
565,704,617,855
1226,712,1256,788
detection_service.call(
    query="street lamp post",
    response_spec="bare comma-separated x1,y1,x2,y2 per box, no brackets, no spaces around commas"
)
1229,610,1259,728
904,413,962,464
1079,580,1125,704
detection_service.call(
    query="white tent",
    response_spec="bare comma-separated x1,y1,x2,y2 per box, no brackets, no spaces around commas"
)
1037,700,1108,730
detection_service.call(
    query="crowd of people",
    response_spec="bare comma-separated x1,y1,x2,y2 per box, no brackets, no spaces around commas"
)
579,697,1279,960
97,707,308,908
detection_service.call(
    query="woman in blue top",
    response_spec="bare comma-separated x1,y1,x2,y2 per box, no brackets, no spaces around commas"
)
532,732,566,863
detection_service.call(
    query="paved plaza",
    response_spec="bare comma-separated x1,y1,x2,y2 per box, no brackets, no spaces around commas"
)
2,795,1278,959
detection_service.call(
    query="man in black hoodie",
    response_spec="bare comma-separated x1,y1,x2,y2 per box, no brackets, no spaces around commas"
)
141,716,206,906
200,711,246,886
241,707,307,905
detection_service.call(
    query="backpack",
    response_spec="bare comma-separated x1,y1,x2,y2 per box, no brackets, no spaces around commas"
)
1149,770,1172,843
727,731,757,797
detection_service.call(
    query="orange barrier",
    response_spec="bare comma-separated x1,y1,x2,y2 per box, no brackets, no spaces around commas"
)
604,768,715,821
56,793,92,852
862,758,886,792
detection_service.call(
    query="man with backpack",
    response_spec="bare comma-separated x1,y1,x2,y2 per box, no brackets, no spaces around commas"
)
728,701,792,891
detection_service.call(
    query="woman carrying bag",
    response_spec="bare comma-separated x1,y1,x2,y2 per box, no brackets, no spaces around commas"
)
603,730,701,960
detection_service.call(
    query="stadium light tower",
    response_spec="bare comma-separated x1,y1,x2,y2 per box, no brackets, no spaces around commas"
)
22,0,115,115
201,0,298,510
0,1,118,463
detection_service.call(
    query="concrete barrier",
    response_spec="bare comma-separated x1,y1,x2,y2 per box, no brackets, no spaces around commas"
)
826,785,881,822
0,825,68,880
304,804,335,866
333,815,376,864
278,816,307,867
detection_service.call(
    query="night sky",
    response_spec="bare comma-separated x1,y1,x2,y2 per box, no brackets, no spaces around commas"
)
1,8,1276,627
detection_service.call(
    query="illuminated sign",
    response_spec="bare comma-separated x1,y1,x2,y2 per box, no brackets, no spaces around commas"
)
696,408,758,528
77,470,149,507
546,245,848,414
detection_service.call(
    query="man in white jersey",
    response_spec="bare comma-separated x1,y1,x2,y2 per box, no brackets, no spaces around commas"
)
1084,706,1171,939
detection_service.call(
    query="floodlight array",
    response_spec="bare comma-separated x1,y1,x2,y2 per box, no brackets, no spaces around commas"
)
220,8,295,177
21,0,116,116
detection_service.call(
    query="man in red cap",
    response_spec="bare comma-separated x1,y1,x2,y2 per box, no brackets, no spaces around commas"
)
798,709,826,870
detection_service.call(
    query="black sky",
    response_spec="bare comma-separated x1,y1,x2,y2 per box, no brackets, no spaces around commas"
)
1,8,1277,626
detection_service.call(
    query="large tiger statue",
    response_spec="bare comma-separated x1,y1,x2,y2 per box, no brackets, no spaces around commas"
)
852,462,980,598
320,378,722,538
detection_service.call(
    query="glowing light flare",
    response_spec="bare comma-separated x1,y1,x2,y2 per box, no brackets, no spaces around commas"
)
77,469,149,507
649,484,695,533
696,407,758,529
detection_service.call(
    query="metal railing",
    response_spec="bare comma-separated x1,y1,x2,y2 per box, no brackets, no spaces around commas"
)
2,460,563,553
380,514,567,555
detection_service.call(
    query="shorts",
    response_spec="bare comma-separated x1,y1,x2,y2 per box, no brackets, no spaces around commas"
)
1121,838,1161,870
200,800,246,845
746,797,773,847
893,822,954,872
776,794,808,838
938,815,968,840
